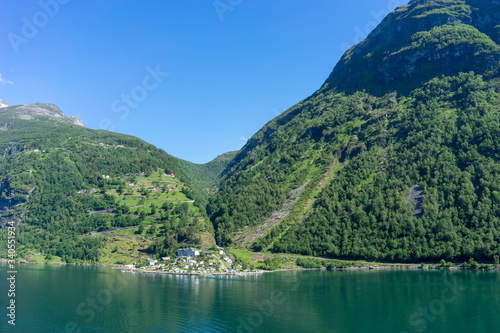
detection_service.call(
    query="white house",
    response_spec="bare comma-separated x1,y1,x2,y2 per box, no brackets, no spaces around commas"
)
177,248,200,257
147,258,158,266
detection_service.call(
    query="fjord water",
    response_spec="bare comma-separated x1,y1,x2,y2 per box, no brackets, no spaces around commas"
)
2,264,499,333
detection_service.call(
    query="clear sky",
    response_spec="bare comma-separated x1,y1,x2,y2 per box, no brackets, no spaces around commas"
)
0,0,408,164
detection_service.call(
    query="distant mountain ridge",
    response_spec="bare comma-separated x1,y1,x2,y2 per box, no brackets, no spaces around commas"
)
0,101,86,127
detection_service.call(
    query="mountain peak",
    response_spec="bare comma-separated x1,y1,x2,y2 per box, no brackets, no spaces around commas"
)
0,102,86,127
321,0,500,95
0,99,8,108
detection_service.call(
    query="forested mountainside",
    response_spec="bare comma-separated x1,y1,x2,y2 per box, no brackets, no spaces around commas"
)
208,0,500,262
0,103,228,262
179,151,238,192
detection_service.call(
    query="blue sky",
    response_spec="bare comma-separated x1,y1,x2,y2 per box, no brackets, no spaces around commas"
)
0,0,408,163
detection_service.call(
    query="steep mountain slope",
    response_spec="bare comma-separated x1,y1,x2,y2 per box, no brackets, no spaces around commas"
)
208,0,500,262
0,103,217,262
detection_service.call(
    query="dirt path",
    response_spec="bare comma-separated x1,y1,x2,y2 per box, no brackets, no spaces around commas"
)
88,232,148,240
126,196,194,202
88,223,164,239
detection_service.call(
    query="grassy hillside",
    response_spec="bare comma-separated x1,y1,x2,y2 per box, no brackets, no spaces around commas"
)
0,116,216,263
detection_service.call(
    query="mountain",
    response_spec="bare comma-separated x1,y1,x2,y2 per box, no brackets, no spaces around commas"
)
179,151,239,191
1,102,86,127
0,107,224,263
322,0,500,95
0,100,8,108
208,0,500,262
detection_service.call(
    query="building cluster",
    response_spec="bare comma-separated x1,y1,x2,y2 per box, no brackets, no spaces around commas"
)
135,247,246,275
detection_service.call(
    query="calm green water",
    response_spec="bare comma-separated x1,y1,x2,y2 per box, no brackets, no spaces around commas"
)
1,264,499,333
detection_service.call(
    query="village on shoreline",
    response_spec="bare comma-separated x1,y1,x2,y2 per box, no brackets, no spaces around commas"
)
3,246,499,276
117,246,264,276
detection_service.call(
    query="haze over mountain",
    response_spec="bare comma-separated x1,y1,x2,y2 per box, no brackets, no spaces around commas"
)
208,0,500,262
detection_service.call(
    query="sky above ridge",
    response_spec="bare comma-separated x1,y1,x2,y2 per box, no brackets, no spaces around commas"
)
0,0,408,163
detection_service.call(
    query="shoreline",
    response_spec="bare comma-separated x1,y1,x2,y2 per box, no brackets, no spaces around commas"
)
2,258,499,274
0,258,265,276
275,265,500,272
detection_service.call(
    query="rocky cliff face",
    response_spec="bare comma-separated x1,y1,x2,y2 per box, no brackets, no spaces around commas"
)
0,102,86,127
68,115,86,127
468,0,500,43
322,0,500,95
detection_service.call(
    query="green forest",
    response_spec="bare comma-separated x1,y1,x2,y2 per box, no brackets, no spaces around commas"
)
209,73,500,262
273,74,500,261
